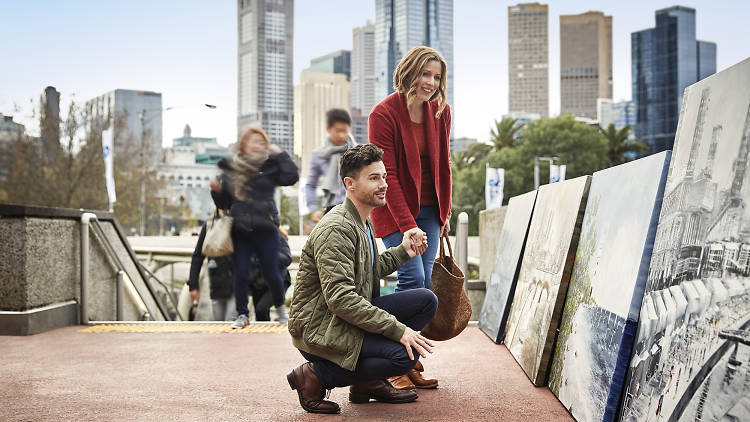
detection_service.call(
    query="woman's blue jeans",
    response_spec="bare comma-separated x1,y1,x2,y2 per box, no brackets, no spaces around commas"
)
231,229,285,315
382,206,442,291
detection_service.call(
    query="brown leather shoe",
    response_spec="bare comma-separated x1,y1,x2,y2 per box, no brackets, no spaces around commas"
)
387,374,416,390
349,379,419,404
407,368,438,389
287,362,340,414
408,361,438,389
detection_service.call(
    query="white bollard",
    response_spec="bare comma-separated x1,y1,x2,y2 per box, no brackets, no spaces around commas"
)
456,212,469,281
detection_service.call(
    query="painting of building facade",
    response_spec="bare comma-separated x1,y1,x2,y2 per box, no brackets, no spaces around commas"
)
479,190,537,344
504,175,591,386
548,152,671,422
620,58,750,421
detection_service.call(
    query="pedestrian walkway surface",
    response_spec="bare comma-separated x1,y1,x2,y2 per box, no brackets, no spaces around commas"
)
1,325,573,421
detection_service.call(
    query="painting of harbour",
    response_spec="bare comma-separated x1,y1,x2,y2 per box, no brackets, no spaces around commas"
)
548,152,670,422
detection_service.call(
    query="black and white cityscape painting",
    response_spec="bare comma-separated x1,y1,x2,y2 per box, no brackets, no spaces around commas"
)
620,58,750,421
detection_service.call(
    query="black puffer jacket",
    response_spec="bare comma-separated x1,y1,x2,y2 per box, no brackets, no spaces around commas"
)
212,152,299,232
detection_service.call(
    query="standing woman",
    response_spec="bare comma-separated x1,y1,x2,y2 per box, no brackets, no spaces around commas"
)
369,46,451,389
210,128,299,328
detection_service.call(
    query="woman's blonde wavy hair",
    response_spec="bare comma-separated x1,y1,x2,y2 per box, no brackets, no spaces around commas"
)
238,127,270,155
393,46,448,118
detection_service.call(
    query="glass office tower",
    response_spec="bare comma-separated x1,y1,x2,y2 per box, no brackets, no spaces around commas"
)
632,6,716,154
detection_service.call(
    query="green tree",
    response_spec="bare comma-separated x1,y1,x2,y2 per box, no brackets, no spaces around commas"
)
599,123,649,165
449,115,611,235
2,99,107,210
489,117,522,150
488,115,610,201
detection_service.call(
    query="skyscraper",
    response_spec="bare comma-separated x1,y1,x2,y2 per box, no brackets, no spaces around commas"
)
374,0,454,109
597,99,635,131
41,86,61,158
237,0,294,155
351,20,376,144
351,20,376,116
293,71,350,179
309,50,351,80
560,11,612,119
508,3,548,117
632,6,716,153
85,89,163,156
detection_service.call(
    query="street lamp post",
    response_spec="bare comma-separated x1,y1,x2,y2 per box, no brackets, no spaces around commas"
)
534,156,559,190
139,109,147,236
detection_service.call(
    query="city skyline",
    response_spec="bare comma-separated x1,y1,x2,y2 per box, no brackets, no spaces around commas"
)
1,1,748,147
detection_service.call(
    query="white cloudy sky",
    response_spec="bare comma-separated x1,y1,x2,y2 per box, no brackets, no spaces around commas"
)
1,1,749,146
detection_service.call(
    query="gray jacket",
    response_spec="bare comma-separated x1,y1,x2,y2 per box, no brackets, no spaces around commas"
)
305,136,355,211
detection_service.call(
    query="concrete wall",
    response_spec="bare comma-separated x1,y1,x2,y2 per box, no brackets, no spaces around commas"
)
1,206,167,334
478,206,508,284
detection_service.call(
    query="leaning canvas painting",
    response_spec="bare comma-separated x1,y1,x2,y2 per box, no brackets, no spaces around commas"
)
504,175,590,386
620,58,750,421
479,190,537,344
548,151,670,422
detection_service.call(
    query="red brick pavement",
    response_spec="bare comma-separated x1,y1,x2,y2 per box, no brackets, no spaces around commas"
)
0,325,573,421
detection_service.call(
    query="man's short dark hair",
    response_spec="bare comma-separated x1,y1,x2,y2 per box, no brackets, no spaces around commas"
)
340,144,383,182
326,108,351,128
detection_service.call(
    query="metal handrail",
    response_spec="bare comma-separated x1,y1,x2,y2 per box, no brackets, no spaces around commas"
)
88,219,164,320
80,213,161,322
138,264,183,321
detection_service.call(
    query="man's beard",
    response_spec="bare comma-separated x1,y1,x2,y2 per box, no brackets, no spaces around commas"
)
365,190,387,207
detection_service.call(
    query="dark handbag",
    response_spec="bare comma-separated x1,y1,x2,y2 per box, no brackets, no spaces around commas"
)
420,233,472,341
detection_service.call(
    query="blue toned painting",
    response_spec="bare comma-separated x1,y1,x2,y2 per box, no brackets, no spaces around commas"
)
478,190,537,344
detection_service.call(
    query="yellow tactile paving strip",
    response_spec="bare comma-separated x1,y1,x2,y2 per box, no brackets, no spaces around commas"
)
80,323,288,334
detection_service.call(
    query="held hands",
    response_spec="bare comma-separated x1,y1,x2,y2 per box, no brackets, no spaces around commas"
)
399,326,435,360
401,227,428,258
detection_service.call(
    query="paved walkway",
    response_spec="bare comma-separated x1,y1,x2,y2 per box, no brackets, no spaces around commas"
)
1,325,573,421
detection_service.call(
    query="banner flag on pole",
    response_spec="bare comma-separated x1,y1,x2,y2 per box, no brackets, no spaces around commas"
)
549,163,567,184
102,127,116,210
485,165,504,210
549,164,559,183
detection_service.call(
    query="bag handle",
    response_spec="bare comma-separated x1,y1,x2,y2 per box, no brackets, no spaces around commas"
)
438,232,454,261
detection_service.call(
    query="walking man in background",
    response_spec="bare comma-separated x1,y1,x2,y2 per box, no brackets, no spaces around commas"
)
305,108,357,222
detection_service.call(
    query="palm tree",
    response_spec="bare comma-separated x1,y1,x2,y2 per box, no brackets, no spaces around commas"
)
489,118,522,151
599,124,649,165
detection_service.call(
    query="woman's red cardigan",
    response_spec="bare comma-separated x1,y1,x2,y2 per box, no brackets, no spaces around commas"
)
369,92,452,238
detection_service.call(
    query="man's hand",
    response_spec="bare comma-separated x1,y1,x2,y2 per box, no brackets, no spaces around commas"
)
401,227,427,257
310,210,323,223
399,326,435,360
189,289,200,302
209,180,222,192
268,144,282,154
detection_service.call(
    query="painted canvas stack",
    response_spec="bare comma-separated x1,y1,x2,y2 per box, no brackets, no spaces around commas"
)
477,57,750,421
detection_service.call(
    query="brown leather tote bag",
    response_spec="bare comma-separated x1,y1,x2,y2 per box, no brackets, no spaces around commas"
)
420,233,472,341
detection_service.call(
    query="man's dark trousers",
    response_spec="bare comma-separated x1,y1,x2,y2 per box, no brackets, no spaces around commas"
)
299,288,438,389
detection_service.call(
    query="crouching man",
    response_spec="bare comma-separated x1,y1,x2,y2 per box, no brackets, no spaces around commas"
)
286,144,438,414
